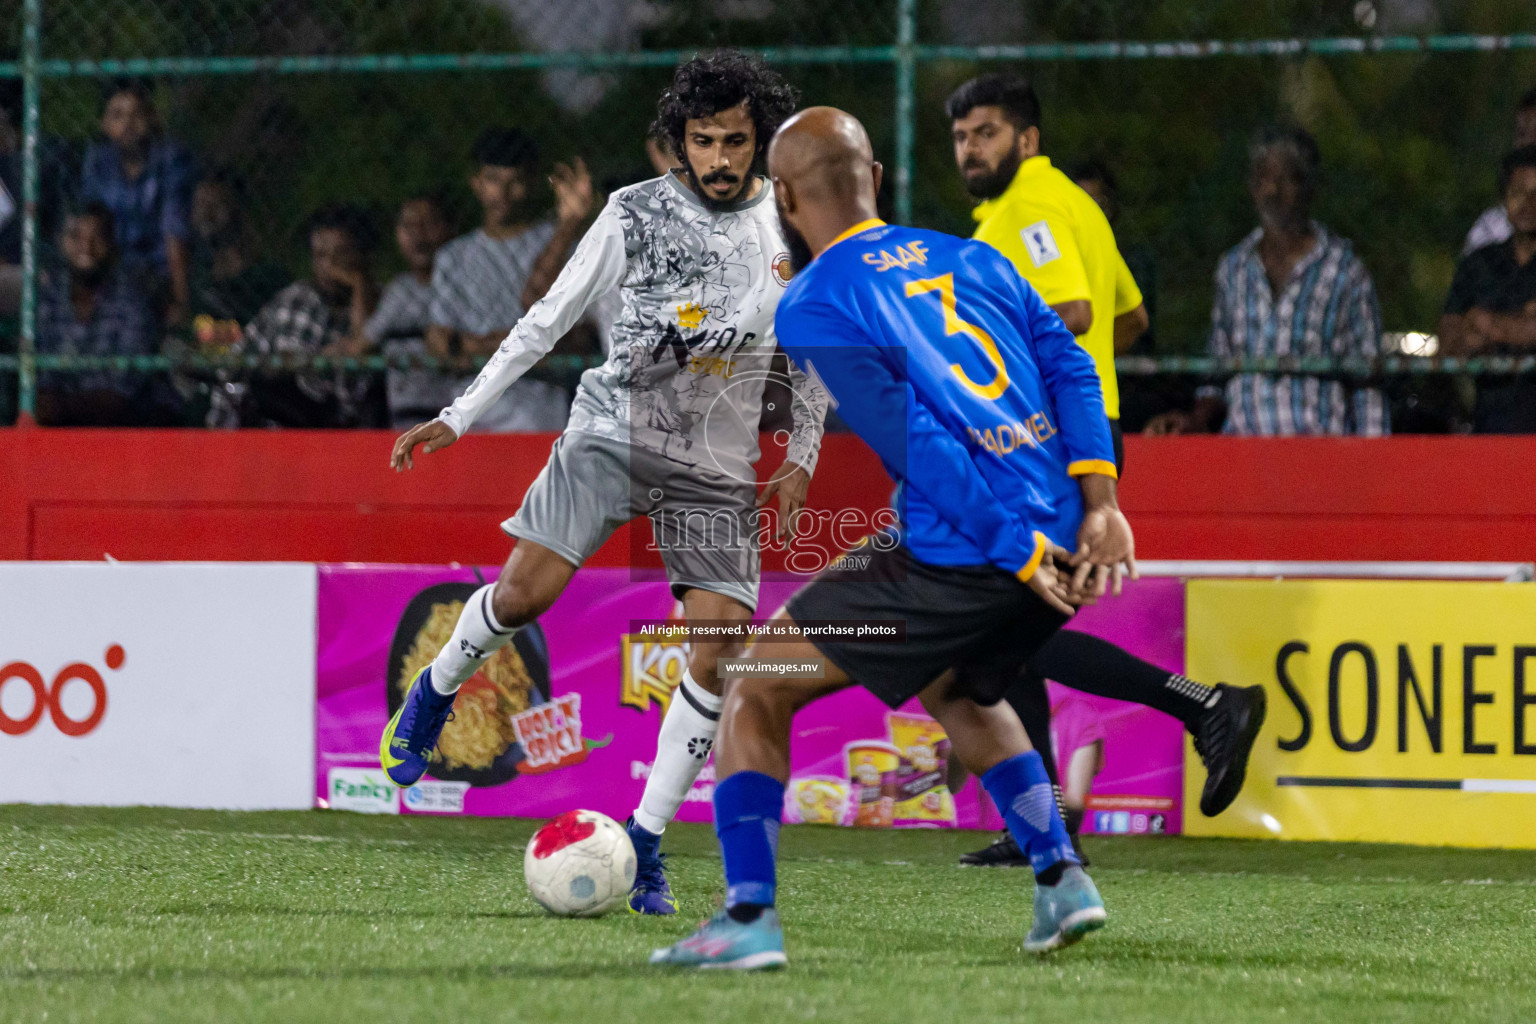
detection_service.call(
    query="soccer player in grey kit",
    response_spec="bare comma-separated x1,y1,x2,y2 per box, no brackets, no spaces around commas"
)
381,51,827,915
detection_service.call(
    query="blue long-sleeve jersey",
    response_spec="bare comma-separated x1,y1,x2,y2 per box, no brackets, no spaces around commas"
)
775,219,1117,581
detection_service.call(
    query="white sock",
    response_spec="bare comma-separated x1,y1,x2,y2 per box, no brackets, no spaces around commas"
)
429,584,521,695
633,669,722,835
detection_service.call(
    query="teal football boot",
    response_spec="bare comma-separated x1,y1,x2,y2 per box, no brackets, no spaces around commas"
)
1023,865,1106,953
649,908,787,970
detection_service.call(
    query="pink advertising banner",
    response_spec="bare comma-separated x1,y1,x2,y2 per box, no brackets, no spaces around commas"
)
315,566,1185,834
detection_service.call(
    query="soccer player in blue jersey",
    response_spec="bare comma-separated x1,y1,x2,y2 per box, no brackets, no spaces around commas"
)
651,108,1133,970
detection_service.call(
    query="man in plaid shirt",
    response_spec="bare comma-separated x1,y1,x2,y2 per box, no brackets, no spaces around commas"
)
1148,126,1388,436
236,203,380,428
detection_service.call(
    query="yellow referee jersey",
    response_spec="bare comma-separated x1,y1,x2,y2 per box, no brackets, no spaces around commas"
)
971,155,1142,419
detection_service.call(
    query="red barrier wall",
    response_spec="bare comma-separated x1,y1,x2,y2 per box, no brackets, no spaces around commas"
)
2,429,1534,565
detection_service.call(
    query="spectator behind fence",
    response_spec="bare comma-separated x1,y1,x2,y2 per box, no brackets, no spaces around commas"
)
35,203,174,426
427,127,594,431
0,80,73,317
80,78,195,326
1068,160,1156,354
367,194,458,431
1146,126,1387,436
1439,146,1536,433
235,202,380,428
0,85,24,321
1464,89,1536,255
1070,159,1191,432
188,169,290,351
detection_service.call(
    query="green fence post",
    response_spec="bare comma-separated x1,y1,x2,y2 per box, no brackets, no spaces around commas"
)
894,0,916,224
17,0,39,423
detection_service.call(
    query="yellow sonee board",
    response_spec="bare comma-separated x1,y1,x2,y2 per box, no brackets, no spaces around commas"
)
1184,580,1536,848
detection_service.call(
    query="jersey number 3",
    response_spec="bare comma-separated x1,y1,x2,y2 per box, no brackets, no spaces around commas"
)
904,273,1009,400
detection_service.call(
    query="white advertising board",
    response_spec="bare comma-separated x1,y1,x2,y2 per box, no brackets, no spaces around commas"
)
0,562,316,809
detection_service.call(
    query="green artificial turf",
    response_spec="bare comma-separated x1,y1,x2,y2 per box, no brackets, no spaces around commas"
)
0,805,1533,1023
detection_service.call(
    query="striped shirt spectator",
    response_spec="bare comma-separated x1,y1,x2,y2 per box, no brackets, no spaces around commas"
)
430,222,571,432
366,196,457,431
1211,224,1388,436
367,273,456,431
426,126,588,433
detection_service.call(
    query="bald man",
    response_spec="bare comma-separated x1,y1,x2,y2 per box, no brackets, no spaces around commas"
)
651,108,1126,970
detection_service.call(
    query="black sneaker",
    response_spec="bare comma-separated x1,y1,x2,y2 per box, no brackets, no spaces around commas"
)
958,831,1090,868
1192,683,1267,817
959,831,1026,867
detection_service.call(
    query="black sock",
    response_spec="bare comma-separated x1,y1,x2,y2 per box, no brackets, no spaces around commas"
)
1063,808,1083,835
1028,630,1215,729
1034,863,1066,887
727,902,768,924
1003,671,1061,785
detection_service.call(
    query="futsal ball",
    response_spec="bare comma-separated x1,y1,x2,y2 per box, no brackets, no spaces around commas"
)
524,809,637,917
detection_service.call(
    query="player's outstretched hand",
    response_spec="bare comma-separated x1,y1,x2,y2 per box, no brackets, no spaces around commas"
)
1027,543,1081,616
1071,504,1139,599
756,460,812,542
391,420,458,471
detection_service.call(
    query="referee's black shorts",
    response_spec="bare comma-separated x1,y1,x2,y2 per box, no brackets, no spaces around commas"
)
784,540,1069,710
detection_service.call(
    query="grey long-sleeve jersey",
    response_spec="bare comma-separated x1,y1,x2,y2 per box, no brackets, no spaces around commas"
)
438,172,828,481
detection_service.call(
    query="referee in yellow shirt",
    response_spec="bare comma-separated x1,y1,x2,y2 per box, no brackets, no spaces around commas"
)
947,72,1148,467
940,73,1265,869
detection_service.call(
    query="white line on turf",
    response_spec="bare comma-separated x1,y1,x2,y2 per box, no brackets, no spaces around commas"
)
169,829,418,846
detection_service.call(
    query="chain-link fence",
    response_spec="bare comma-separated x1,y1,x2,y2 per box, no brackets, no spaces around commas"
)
3,0,1536,430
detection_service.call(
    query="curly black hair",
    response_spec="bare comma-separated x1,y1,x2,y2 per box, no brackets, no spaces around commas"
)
651,49,799,173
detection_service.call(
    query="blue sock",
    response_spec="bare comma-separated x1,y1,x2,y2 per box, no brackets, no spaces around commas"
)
981,751,1080,881
714,771,784,912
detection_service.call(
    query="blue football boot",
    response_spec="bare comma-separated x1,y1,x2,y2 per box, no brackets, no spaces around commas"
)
649,908,787,970
379,665,456,788
1023,865,1107,953
625,817,678,915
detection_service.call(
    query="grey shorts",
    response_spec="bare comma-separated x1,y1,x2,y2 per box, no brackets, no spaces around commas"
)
504,430,760,611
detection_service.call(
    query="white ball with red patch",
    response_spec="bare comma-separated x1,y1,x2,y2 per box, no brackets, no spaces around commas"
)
523,809,637,917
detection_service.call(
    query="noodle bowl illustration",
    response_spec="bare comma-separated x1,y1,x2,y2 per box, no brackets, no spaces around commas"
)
385,582,552,787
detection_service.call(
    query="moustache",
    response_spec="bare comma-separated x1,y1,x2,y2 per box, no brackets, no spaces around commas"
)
702,170,740,187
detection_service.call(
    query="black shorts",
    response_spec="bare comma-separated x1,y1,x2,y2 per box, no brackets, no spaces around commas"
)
784,541,1070,709
1109,418,1125,476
